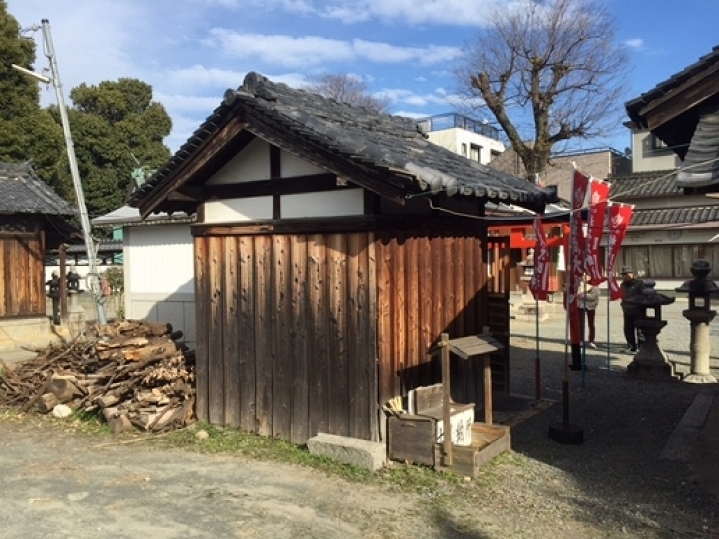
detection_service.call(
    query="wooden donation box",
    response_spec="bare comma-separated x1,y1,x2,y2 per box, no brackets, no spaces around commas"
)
388,332,511,476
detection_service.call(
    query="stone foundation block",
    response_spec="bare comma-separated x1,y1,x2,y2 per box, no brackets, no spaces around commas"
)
307,433,386,471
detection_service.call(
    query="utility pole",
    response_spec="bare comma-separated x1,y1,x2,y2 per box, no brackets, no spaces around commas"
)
13,19,107,325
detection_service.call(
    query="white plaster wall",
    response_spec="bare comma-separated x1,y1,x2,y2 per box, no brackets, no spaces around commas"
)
126,226,194,294
204,196,274,223
206,141,327,186
206,138,270,184
281,189,364,219
124,224,196,347
281,149,326,177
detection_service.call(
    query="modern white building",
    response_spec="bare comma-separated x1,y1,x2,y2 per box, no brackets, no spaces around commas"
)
417,113,505,165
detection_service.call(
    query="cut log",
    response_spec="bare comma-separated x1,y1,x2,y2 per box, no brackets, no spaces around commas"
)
123,342,177,362
102,407,119,421
0,319,195,435
107,414,132,434
145,321,172,337
50,378,82,403
96,394,120,408
37,392,59,414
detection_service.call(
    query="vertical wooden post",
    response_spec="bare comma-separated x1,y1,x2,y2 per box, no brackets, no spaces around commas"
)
481,326,493,425
59,244,68,323
441,332,452,466
483,355,493,425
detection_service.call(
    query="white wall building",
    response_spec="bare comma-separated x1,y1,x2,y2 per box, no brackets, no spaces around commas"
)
628,126,681,173
417,113,505,165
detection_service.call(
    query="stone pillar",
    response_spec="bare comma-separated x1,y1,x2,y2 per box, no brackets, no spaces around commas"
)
676,259,719,384
683,309,717,384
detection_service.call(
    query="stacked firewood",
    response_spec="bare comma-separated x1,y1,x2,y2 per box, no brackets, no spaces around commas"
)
0,320,195,434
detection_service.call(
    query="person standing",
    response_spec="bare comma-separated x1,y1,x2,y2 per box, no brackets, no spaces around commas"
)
619,266,644,353
578,274,599,348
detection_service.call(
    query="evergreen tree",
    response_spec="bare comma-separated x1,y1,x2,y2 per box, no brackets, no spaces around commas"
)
0,1,63,188
56,78,173,217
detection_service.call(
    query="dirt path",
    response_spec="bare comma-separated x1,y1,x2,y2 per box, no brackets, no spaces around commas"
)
0,419,499,539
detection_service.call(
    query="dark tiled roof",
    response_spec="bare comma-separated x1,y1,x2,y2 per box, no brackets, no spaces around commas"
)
66,240,122,254
129,72,558,214
631,205,719,227
608,170,679,199
0,162,76,216
625,45,719,123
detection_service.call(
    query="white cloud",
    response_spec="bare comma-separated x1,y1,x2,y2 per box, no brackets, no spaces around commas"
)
166,66,247,89
376,88,459,108
200,0,315,14
208,30,355,68
624,38,644,49
207,31,461,68
353,40,460,65
319,0,502,26
392,110,429,119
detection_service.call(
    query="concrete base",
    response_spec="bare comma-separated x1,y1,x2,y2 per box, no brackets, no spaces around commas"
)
683,373,718,384
307,433,386,472
0,317,67,353
516,303,549,322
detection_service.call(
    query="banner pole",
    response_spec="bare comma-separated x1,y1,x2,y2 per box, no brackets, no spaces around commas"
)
548,168,584,445
535,296,541,400
606,203,611,373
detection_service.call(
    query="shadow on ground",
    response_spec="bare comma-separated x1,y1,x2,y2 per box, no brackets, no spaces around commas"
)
495,337,719,536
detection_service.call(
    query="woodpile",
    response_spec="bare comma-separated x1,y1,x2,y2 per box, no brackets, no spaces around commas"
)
0,320,195,434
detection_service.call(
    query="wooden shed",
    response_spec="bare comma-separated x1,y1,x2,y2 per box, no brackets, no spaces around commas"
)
128,72,558,444
0,162,77,319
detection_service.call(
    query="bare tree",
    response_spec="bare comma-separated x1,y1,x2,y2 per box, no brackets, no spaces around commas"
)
304,73,391,113
454,0,629,178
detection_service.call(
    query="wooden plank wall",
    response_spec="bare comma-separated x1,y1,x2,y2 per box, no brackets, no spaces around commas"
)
0,230,45,318
376,229,497,415
194,232,378,444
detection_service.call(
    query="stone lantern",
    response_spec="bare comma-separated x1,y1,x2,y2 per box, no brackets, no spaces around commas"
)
624,279,677,379
517,249,545,319
675,259,719,383
519,249,535,288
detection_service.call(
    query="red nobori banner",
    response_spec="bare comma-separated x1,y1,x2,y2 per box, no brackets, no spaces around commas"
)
606,203,634,300
586,179,610,285
566,169,590,309
529,216,550,301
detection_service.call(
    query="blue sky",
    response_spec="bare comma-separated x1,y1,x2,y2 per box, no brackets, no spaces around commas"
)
6,0,719,155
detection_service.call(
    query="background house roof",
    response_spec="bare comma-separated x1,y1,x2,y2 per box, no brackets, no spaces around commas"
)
625,45,719,122
0,162,76,216
129,72,558,216
608,170,679,199
625,45,719,162
92,205,194,228
609,169,719,229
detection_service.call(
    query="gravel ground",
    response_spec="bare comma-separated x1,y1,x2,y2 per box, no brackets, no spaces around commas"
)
487,295,719,538
1,297,718,538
